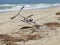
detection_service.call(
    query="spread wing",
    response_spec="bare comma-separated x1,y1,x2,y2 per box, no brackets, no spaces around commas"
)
11,6,24,19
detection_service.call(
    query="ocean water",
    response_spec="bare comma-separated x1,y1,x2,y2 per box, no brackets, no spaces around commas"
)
0,3,60,12
0,0,60,4
0,0,60,12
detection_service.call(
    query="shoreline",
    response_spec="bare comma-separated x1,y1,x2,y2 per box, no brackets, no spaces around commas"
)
0,5,60,13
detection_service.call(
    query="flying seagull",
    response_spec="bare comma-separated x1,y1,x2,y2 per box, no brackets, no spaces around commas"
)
11,6,24,19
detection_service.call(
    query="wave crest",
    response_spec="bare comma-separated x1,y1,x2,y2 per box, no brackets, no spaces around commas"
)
0,3,60,12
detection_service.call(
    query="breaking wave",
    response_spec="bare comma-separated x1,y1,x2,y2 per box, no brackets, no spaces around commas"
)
0,3,60,12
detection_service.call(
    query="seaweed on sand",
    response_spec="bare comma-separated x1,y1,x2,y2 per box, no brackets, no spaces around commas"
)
0,31,43,45
56,12,60,15
44,22,60,27
43,22,60,30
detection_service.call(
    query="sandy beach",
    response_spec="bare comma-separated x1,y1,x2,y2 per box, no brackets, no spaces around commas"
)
0,6,60,45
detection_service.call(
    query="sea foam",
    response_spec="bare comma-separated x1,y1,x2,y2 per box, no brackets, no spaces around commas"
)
0,3,60,12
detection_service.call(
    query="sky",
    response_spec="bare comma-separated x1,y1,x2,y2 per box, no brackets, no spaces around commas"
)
0,0,60,4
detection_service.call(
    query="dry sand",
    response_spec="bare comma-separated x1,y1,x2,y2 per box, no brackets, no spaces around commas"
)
0,7,60,45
